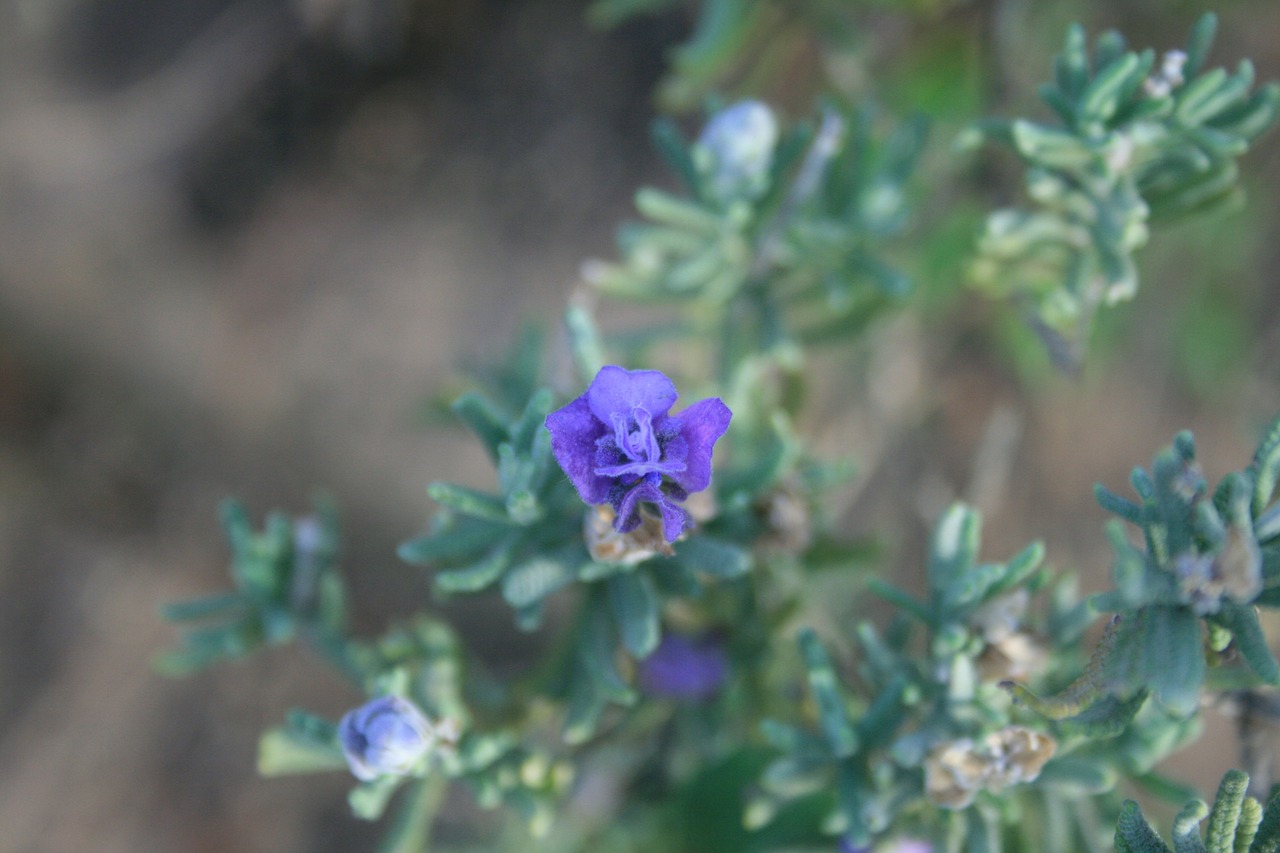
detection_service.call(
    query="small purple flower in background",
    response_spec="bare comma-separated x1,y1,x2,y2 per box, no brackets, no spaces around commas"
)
638,632,728,700
696,100,779,203
546,366,731,543
338,695,434,781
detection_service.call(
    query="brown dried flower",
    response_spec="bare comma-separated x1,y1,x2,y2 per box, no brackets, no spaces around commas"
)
585,505,675,565
924,726,1056,809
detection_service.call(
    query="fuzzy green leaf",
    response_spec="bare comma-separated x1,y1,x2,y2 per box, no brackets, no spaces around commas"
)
1209,603,1280,686
673,536,752,579
798,629,858,758
450,393,508,462
1206,770,1251,853
1173,800,1209,853
607,571,661,658
1117,800,1174,853
427,483,513,525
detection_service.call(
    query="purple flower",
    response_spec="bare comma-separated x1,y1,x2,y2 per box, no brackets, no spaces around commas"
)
638,632,728,700
338,695,433,781
545,366,731,543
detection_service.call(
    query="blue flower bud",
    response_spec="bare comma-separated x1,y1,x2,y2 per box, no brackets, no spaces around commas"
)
695,100,779,204
338,695,434,781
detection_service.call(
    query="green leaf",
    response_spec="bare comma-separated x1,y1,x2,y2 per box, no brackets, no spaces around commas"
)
1037,756,1117,795
1104,606,1204,714
798,629,858,758
450,393,508,462
1183,13,1219,80
1179,63,1255,128
1172,800,1209,853
398,517,506,565
928,504,981,601
1080,52,1142,127
501,557,575,609
1206,770,1250,853
219,498,254,556
1116,800,1174,853
1011,120,1097,169
1209,603,1280,686
578,596,634,704
1252,412,1280,517
650,117,701,196
426,482,513,525
672,536,751,579
565,304,606,385
635,188,719,232
1251,784,1280,853
257,715,346,776
434,542,515,594
378,776,448,853
606,571,661,658
349,777,405,821
1236,796,1263,853
1097,483,1144,525
1056,24,1090,99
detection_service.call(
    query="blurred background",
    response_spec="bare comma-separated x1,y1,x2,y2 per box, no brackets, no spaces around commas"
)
0,0,1278,850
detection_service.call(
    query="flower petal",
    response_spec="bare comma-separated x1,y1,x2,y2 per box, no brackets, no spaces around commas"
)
658,497,690,543
669,397,732,493
545,395,611,504
586,366,678,423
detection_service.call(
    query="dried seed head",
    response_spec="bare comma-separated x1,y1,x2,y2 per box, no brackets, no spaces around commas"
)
924,726,1056,809
925,739,988,809
585,505,675,565
977,631,1049,684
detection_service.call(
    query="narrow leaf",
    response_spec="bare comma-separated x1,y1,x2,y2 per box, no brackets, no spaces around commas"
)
427,482,513,525
451,393,508,462
1206,770,1249,853
607,571,661,658
798,629,858,758
1116,800,1174,853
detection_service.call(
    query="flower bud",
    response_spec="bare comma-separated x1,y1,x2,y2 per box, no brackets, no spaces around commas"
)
695,100,779,204
338,695,435,781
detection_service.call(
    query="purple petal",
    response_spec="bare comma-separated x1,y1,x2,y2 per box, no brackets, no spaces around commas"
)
586,366,678,423
545,395,611,504
669,397,732,493
658,497,690,542
614,476,664,533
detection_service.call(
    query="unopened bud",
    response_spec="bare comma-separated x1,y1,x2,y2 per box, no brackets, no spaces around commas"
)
338,695,454,781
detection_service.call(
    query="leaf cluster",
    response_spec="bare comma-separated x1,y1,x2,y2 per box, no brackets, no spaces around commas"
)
585,103,925,350
970,14,1279,369
155,499,347,676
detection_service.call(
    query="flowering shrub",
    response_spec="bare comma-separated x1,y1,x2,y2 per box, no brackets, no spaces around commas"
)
159,5,1280,852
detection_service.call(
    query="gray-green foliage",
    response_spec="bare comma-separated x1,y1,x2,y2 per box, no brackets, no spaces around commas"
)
154,7,1280,853
1114,769,1280,853
970,13,1279,370
155,498,348,676
584,101,925,349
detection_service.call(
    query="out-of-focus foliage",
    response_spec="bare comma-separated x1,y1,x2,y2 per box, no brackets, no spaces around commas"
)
968,14,1279,370
156,4,1280,853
